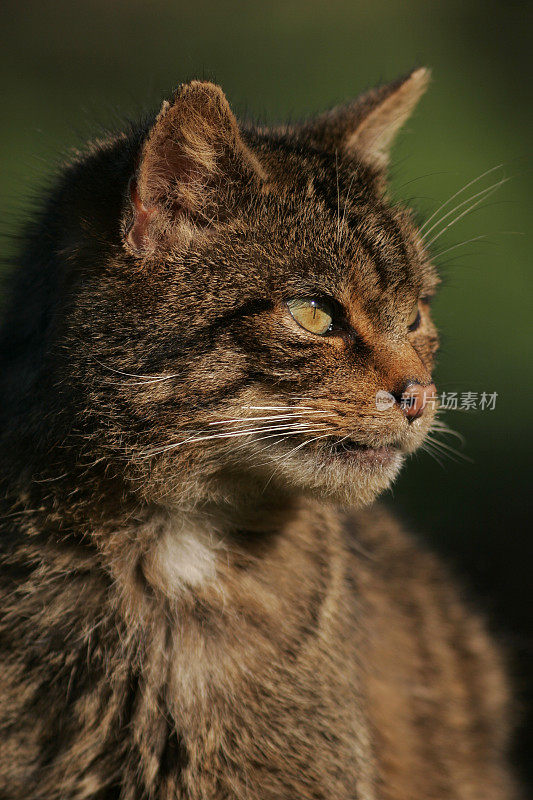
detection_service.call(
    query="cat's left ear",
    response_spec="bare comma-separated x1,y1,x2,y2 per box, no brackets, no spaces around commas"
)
303,68,431,172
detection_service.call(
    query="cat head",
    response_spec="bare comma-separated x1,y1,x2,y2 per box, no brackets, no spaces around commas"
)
26,69,440,511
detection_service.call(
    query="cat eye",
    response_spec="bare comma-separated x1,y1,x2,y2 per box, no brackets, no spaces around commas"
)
287,298,334,336
407,302,421,331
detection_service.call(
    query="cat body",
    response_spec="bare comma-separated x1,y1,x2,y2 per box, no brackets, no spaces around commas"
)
0,502,514,799
0,70,519,798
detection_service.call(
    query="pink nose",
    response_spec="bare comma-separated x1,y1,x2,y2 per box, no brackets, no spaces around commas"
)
398,381,436,421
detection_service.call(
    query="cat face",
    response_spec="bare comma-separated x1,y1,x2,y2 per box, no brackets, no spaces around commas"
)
65,72,438,509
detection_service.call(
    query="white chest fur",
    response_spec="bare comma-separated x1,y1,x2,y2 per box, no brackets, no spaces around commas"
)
142,515,219,596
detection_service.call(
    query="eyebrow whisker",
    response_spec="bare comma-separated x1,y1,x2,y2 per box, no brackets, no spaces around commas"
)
419,164,503,234
424,178,509,247
431,235,489,260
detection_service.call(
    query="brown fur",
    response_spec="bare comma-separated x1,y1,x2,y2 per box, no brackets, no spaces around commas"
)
0,70,520,798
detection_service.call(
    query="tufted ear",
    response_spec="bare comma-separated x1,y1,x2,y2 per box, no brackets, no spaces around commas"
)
125,80,266,254
301,68,431,172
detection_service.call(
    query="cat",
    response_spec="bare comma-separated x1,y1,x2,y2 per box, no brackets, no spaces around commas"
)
0,68,520,799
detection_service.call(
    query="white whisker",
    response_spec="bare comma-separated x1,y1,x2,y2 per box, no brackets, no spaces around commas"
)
94,359,178,382
418,164,503,234
431,235,488,260
335,149,341,245
425,434,473,463
137,423,325,459
420,442,445,468
242,405,315,411
211,411,333,425
422,177,508,243
267,432,332,464
425,179,509,248
430,421,466,445
339,171,357,245
249,427,327,446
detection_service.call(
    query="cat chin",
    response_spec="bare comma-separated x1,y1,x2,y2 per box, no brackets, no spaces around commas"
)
142,443,406,512
265,448,405,508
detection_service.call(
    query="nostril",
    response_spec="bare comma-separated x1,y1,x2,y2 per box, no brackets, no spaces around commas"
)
394,381,436,422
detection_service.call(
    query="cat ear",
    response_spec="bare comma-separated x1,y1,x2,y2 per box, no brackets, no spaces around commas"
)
125,81,266,253
303,68,430,172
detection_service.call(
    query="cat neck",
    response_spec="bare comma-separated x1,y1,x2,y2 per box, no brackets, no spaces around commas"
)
100,493,340,631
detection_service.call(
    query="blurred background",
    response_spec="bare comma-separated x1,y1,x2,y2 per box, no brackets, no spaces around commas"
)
1,0,531,786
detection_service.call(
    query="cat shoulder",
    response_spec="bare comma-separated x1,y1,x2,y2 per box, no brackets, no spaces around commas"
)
343,504,516,753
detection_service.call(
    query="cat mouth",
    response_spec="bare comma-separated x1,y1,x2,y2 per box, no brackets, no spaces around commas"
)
321,438,402,468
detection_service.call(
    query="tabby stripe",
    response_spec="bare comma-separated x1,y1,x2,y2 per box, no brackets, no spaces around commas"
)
398,585,453,795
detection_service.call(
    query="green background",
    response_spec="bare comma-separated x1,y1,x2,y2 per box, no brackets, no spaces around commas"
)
1,0,531,783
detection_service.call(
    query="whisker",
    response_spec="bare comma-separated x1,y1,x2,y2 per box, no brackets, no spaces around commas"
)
339,171,357,245
335,149,341,246
137,423,325,459
330,434,351,451
431,235,489,260
255,432,332,491
395,170,450,191
420,442,445,468
242,427,328,449
425,179,510,248
422,177,508,244
242,405,315,411
425,434,473,463
93,359,178,382
263,432,332,465
424,441,462,465
211,411,333,425
430,421,466,445
207,423,323,437
418,164,503,234
119,376,180,386
247,428,329,457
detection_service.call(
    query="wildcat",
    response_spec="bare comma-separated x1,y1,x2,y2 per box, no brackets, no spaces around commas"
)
0,68,519,799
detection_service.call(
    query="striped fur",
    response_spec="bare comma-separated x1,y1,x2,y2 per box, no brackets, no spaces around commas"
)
0,72,520,798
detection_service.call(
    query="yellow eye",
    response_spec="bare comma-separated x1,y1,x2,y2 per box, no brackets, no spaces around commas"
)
287,298,333,335
407,302,421,331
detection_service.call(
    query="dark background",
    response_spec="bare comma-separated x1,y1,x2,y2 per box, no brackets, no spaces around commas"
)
1,0,531,787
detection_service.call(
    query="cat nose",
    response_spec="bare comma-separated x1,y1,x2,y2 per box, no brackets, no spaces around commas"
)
394,381,436,422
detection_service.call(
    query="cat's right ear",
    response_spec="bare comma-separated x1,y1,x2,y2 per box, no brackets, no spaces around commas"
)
124,81,266,255
301,68,431,173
